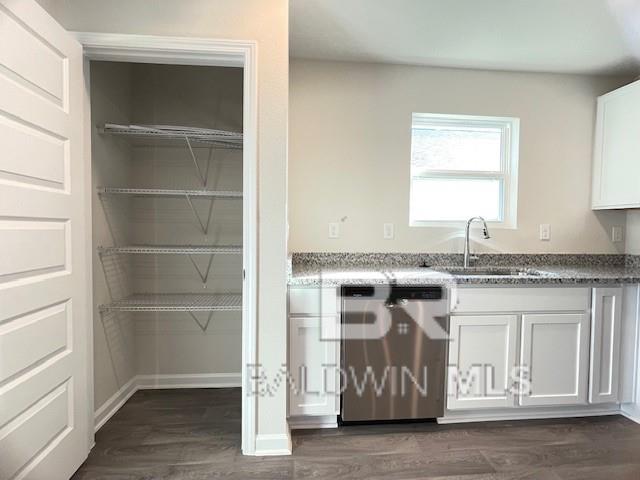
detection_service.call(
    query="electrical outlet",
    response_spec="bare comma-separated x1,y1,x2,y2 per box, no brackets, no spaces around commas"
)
539,224,551,241
612,225,624,243
328,222,340,239
383,223,394,239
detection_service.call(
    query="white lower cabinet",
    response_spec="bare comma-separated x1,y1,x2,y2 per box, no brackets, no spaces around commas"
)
288,287,340,418
288,286,625,421
519,313,590,406
289,315,340,417
448,315,518,410
446,286,599,412
589,287,623,403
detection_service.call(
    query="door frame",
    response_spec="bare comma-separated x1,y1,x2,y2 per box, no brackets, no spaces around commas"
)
74,32,259,455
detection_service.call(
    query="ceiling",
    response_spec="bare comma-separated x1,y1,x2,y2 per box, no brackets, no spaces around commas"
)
290,0,640,75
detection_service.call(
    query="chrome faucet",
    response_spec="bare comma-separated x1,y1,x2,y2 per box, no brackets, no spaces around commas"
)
463,217,491,268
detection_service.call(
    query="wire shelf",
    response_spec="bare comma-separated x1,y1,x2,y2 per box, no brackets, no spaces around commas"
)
101,123,243,149
97,187,243,198
99,294,242,312
98,245,242,255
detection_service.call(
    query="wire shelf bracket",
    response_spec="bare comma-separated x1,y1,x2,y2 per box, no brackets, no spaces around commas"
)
184,192,216,235
101,123,243,188
188,311,214,332
187,253,215,285
185,136,212,187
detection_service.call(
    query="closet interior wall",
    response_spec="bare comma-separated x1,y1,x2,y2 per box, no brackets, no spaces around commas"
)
91,61,243,412
91,61,135,411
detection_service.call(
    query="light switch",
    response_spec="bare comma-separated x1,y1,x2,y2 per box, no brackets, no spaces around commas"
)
539,224,551,241
383,223,394,239
328,222,340,239
612,225,624,243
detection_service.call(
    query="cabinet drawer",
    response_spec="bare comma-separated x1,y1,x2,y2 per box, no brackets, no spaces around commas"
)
289,287,338,316
452,287,590,313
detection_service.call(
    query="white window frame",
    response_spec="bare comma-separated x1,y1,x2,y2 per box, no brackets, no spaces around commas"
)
409,112,520,229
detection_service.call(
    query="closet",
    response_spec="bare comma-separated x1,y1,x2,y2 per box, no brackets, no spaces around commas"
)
90,61,243,426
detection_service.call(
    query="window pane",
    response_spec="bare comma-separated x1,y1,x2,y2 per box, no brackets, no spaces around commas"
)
411,126,502,172
410,177,502,222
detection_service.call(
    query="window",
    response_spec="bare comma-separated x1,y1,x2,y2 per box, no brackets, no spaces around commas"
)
409,113,519,227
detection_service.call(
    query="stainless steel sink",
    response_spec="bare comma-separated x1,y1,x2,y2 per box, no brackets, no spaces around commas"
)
433,266,546,276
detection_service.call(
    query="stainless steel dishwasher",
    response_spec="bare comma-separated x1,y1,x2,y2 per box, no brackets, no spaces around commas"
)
340,285,448,423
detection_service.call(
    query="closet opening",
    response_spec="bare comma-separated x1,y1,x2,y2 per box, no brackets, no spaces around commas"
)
88,59,246,454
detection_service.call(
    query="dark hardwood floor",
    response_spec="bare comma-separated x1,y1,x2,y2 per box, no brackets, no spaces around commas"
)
73,388,640,479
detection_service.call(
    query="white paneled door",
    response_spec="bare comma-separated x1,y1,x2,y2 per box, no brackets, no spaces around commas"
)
0,1,89,479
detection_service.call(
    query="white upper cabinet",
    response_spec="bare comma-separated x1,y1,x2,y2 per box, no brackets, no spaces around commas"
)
592,79,640,209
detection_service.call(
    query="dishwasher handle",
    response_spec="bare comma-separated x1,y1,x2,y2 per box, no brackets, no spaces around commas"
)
385,298,408,308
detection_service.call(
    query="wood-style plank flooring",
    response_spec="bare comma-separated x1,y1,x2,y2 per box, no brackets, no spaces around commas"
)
73,388,640,479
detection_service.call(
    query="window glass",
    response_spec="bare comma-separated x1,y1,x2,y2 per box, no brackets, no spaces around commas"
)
411,126,502,173
410,177,501,222
409,113,519,226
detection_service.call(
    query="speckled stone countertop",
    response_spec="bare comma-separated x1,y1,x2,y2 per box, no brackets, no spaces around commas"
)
288,253,640,286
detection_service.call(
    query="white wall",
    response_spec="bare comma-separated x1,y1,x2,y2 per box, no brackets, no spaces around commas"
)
90,61,136,410
627,211,640,255
290,59,630,253
43,0,289,451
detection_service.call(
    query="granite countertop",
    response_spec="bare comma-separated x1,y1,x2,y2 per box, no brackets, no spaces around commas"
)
289,253,640,287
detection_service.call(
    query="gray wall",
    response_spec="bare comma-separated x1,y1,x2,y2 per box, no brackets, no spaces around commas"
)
128,63,243,378
627,212,640,255
91,61,244,406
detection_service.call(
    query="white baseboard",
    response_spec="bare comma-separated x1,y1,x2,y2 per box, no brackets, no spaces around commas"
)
94,372,241,432
254,431,292,456
620,403,640,424
289,415,338,430
94,376,138,431
438,404,620,424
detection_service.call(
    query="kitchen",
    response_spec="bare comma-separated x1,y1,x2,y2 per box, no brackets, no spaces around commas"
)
286,1,640,476
3,0,640,479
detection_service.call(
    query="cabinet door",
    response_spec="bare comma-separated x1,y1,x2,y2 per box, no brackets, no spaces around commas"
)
447,315,518,410
519,313,590,406
592,80,640,209
289,316,339,416
590,287,622,404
